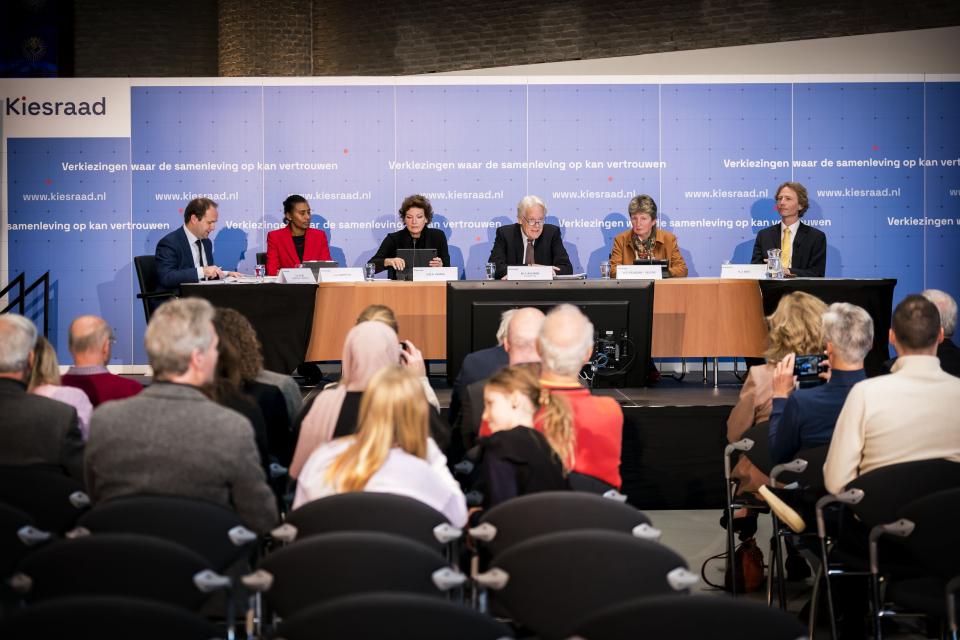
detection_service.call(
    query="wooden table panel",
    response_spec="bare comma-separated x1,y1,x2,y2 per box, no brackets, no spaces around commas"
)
305,282,447,360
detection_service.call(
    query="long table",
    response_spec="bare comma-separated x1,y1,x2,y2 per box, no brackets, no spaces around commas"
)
183,278,894,374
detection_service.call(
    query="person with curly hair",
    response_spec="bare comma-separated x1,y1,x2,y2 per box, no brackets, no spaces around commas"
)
369,194,450,279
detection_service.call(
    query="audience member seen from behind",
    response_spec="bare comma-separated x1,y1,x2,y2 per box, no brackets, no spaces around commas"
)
609,194,688,278
369,194,449,279
824,294,960,495
212,308,294,465
448,309,513,431
768,303,872,465
537,304,624,492
61,315,142,406
726,291,827,493
474,365,570,508
265,194,332,275
0,314,84,480
28,336,93,440
85,298,278,533
921,289,959,377
356,304,399,333
293,367,467,527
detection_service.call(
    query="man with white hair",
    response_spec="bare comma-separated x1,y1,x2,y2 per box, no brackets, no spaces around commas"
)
61,315,142,406
487,195,573,279
538,304,623,490
922,288,959,377
85,298,277,533
0,314,84,479
768,302,872,464
448,309,514,429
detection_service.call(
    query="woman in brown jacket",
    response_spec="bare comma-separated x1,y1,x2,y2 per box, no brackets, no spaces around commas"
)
609,194,688,278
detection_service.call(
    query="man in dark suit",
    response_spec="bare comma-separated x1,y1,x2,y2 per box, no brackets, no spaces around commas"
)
0,314,85,480
447,309,513,432
488,195,573,279
883,289,960,377
85,298,278,534
751,182,827,277
155,197,238,292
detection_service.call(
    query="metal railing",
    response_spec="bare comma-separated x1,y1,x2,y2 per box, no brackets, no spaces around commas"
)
1,271,51,337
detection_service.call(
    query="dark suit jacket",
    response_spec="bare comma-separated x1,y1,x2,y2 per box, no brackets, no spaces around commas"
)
488,223,573,279
448,344,508,428
0,378,84,480
155,226,215,291
751,221,827,277
938,338,960,378
265,226,332,275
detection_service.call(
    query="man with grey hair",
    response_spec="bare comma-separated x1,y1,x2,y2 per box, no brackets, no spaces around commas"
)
487,195,573,279
768,302,872,464
85,298,278,533
922,288,959,377
448,309,514,430
61,315,142,406
0,314,85,479
538,304,623,490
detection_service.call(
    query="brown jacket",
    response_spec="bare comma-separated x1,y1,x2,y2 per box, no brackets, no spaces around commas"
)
609,227,688,277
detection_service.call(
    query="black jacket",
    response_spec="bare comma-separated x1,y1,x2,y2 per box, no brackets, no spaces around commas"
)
488,223,573,279
751,221,827,277
370,227,450,279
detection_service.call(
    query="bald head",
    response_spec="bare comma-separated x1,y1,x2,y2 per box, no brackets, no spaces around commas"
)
69,315,112,366
504,307,545,364
538,304,594,379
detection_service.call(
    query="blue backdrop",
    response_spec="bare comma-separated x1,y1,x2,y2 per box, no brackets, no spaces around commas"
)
5,78,959,365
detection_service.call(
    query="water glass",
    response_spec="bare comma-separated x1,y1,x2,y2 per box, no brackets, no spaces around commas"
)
254,264,265,282
600,260,611,279
484,262,496,280
364,262,376,281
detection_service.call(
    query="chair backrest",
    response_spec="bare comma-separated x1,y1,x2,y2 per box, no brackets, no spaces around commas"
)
133,255,167,321
275,592,514,640
476,491,651,558
896,487,960,580
254,531,452,617
0,502,41,577
15,533,215,610
285,492,452,552
849,458,960,528
76,495,255,571
0,595,223,640
574,594,807,640
488,529,691,640
256,252,267,266
0,465,89,533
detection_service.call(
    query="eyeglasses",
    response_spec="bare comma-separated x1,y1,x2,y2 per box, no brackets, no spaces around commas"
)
522,216,545,227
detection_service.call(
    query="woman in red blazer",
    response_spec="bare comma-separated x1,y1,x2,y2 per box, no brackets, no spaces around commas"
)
266,195,332,275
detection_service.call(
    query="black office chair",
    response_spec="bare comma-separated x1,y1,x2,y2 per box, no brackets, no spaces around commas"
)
0,595,224,640
0,502,50,579
242,531,466,619
573,594,808,640
473,529,696,640
0,465,90,533
134,255,175,322
275,492,461,556
275,592,514,640
469,491,657,563
256,252,267,266
74,495,258,572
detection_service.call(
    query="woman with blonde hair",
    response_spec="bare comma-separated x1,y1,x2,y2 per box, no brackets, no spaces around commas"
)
474,364,571,507
292,367,467,526
29,336,93,439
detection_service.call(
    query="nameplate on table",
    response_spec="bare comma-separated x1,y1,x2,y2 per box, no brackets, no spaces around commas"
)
720,264,767,280
616,265,662,280
507,265,554,281
317,267,364,283
413,267,459,282
278,268,317,284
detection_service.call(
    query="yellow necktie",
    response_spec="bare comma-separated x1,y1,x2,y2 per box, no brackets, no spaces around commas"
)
781,227,792,269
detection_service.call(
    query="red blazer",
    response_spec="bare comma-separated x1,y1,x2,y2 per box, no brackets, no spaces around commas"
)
266,226,332,275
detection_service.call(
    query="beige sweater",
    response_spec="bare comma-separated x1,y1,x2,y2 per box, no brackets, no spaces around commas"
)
824,355,960,494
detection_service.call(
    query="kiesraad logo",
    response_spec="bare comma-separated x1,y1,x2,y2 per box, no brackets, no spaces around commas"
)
5,96,107,116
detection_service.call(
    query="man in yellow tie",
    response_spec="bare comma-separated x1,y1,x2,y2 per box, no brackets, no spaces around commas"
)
751,181,827,277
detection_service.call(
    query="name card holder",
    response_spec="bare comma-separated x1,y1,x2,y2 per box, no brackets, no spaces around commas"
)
616,265,662,280
318,267,365,283
278,268,317,284
720,264,768,280
507,265,554,281
413,267,459,282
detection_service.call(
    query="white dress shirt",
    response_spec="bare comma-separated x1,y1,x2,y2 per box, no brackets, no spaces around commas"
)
823,355,960,494
292,437,468,527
